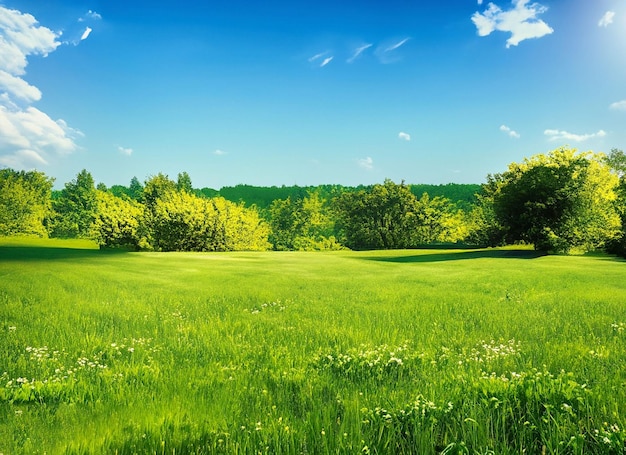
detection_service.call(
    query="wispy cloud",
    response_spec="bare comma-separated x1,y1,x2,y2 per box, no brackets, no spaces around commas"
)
544,129,606,142
0,6,83,169
472,0,554,48
610,100,626,111
308,52,328,63
117,146,133,156
213,149,228,156
320,56,333,67
66,9,101,45
80,27,92,41
499,124,520,138
375,37,410,64
347,43,372,63
357,156,374,170
598,11,615,27
308,51,334,68
85,10,102,21
385,38,410,52
398,132,411,141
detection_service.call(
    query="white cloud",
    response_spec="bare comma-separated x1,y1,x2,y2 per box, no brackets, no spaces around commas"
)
308,52,327,62
610,100,626,111
0,69,41,102
66,10,101,45
0,7,61,76
347,43,372,63
213,149,227,156
0,106,81,168
398,131,411,141
499,124,520,138
320,56,333,67
86,10,102,21
375,38,410,64
0,6,82,169
544,129,607,142
80,27,92,41
117,146,133,156
357,156,374,170
308,51,333,67
598,11,615,27
385,38,410,52
472,0,554,48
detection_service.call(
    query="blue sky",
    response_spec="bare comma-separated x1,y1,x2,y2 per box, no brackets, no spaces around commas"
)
0,0,625,189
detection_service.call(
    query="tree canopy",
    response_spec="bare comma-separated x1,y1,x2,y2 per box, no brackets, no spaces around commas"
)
0,169,53,237
485,148,621,253
2,146,625,255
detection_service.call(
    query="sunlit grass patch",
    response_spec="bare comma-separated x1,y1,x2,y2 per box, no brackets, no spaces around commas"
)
1,239,626,453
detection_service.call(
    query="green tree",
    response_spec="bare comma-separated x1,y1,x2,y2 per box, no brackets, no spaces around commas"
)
334,180,422,250
49,169,97,238
90,190,143,249
465,180,507,247
269,191,341,251
0,168,54,237
604,148,626,257
487,148,621,253
412,193,469,244
143,173,176,212
129,176,144,201
176,172,193,193
147,191,269,252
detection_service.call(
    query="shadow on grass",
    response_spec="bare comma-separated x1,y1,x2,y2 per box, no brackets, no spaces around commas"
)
0,245,129,262
362,249,548,263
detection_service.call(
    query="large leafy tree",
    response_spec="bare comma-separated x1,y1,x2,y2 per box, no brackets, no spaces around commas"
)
0,168,54,237
487,148,621,253
334,180,422,250
604,148,626,257
334,180,468,250
268,191,341,251
143,173,177,212
90,190,144,249
49,169,97,238
412,193,469,245
147,191,270,252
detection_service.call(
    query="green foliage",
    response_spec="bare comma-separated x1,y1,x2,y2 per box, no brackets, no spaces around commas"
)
604,149,626,257
413,193,469,244
335,180,467,250
176,171,193,193
465,185,507,247
334,180,421,250
147,191,270,251
487,148,621,253
410,183,481,211
0,168,53,237
142,173,177,212
90,190,143,249
269,191,342,251
129,176,144,201
219,184,309,209
49,169,98,238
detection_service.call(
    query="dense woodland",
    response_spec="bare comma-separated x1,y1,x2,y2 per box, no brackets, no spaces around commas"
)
1,147,625,256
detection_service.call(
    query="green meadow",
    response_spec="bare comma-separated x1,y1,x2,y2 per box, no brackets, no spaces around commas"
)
1,238,626,454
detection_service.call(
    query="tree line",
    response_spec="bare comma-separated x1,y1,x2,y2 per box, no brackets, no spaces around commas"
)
1,147,625,256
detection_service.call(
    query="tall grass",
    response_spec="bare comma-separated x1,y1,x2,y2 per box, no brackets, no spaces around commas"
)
1,237,625,454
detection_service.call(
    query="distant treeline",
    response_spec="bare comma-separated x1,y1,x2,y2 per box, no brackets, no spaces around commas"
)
96,182,481,211
3,147,625,256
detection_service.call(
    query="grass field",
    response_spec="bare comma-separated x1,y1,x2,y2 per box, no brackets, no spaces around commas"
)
1,237,626,454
